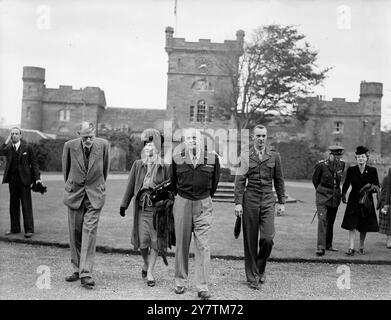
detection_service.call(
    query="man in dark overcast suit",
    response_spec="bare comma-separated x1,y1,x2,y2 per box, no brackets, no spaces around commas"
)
0,127,41,238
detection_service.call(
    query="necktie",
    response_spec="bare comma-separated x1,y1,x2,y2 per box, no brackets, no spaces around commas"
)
84,147,90,159
84,147,90,171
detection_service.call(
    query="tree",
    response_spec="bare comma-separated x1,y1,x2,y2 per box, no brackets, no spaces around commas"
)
215,24,331,129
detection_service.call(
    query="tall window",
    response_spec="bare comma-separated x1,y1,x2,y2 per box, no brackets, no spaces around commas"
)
196,100,206,122
207,106,214,122
26,107,31,120
333,121,343,134
189,105,195,122
59,109,70,122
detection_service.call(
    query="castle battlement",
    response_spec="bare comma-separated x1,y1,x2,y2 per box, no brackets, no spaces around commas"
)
42,86,106,106
165,26,244,55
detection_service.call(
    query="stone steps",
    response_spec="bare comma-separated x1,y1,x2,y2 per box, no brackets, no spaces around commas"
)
213,182,297,203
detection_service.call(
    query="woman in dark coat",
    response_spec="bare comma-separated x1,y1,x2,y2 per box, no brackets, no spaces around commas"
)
341,146,380,256
378,168,391,248
120,129,170,287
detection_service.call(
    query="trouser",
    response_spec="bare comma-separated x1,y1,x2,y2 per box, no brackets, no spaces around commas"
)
173,195,213,292
242,192,275,283
67,196,101,279
8,173,34,233
317,205,338,250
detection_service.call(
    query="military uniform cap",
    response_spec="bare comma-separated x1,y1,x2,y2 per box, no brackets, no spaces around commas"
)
328,145,344,155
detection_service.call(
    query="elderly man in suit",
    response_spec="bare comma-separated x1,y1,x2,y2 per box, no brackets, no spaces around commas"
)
62,122,110,289
0,127,41,238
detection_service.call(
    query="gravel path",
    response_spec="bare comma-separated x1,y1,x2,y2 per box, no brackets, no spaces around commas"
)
1,242,390,300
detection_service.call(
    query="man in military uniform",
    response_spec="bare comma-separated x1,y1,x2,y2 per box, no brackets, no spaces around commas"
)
312,145,345,256
234,124,286,290
171,128,220,300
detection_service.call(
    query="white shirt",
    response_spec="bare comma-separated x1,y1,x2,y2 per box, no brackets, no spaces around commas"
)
189,148,201,166
255,146,265,160
13,141,21,151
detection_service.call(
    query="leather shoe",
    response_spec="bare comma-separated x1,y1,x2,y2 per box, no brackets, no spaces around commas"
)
5,231,20,235
345,248,355,256
65,272,80,282
24,233,33,238
198,291,211,300
141,269,147,279
358,248,365,255
81,277,95,289
259,274,266,284
248,281,260,290
174,286,185,294
147,280,156,287
326,247,338,252
316,249,325,256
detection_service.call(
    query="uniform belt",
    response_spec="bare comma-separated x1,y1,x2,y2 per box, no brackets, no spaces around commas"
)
320,182,335,188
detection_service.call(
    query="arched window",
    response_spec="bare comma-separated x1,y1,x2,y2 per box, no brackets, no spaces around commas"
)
191,100,214,123
197,100,206,122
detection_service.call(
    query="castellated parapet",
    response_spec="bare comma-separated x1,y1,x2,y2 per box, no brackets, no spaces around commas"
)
165,26,244,132
21,66,106,135
300,81,382,154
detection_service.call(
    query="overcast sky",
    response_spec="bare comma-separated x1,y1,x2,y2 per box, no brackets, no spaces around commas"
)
1,0,390,129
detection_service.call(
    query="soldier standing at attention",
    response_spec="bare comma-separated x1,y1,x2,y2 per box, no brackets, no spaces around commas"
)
312,145,345,256
234,124,286,290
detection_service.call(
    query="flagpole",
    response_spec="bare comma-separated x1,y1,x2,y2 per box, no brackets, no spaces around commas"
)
174,0,178,33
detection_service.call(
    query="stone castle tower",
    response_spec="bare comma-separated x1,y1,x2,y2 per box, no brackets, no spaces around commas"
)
21,66,106,136
164,26,244,130
21,66,46,131
302,81,382,155
359,81,382,149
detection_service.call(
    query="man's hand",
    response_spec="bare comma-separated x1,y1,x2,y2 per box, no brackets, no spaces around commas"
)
120,207,126,217
381,205,389,215
234,204,243,217
342,193,347,204
5,132,11,145
276,203,285,216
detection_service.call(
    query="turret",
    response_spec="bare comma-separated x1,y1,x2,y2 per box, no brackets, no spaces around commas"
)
21,66,45,130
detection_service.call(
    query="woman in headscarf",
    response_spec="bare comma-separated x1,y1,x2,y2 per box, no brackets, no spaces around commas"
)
378,168,391,248
341,146,380,256
119,128,170,287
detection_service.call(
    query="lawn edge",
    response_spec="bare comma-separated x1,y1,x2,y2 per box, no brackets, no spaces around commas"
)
1,236,390,265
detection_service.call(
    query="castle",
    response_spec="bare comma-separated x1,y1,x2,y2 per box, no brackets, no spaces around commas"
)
18,27,382,158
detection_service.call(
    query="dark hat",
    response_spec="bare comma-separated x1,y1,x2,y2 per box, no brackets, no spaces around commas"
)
328,145,344,155
355,145,369,155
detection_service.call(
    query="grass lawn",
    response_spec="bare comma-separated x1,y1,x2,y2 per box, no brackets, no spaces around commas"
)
0,178,390,263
